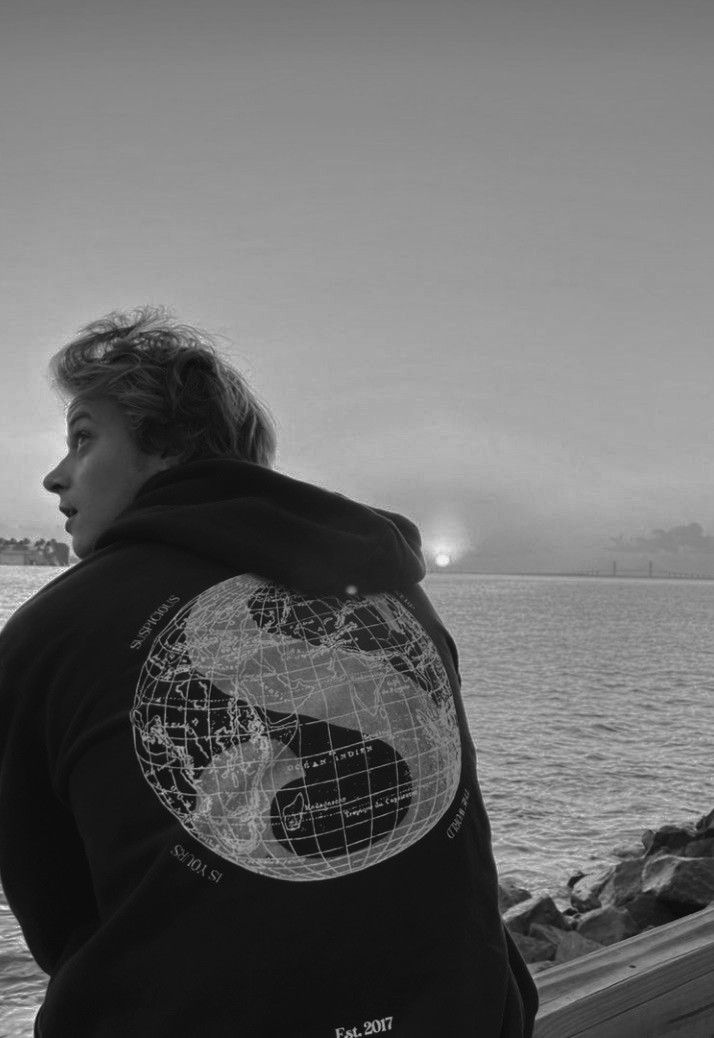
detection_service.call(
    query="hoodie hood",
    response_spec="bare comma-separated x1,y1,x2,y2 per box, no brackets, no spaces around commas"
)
95,459,425,594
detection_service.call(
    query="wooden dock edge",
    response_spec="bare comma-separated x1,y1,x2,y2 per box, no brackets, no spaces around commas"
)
533,905,714,1037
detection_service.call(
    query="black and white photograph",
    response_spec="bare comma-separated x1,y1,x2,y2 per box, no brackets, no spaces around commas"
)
1,2,713,1035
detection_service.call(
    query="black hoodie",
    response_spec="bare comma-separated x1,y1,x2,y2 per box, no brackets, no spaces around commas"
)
0,460,537,1037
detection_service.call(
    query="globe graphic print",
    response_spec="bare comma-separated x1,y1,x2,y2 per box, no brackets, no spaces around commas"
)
131,575,462,881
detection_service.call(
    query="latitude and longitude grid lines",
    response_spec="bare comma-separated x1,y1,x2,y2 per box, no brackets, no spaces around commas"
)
133,582,461,879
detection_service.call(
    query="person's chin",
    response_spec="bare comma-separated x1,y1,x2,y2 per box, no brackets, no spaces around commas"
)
71,526,96,559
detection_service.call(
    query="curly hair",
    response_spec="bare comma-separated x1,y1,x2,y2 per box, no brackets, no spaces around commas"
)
48,307,276,467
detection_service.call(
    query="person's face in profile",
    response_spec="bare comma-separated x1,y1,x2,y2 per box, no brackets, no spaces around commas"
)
43,396,173,559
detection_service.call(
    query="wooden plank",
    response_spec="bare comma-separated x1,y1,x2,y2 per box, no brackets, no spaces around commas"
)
533,905,714,1038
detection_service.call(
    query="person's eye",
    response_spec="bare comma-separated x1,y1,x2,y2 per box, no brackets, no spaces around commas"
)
72,429,91,449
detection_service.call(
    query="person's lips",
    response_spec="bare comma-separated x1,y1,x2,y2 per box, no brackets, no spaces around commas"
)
60,505,79,531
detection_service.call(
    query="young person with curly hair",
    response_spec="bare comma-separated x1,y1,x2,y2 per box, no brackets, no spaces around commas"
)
0,309,537,1037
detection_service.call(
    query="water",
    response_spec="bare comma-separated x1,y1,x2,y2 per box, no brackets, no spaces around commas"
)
1,567,713,1032
424,574,714,892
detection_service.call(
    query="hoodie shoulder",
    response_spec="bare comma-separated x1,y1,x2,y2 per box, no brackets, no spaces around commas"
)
95,460,426,595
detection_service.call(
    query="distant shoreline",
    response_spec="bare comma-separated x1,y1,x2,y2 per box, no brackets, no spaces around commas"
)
0,536,70,567
2,563,713,581
426,570,714,581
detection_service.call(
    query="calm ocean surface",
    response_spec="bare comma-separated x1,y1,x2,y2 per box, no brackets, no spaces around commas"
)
1,566,713,1032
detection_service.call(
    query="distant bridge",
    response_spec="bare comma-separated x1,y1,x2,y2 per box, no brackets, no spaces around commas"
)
562,561,714,580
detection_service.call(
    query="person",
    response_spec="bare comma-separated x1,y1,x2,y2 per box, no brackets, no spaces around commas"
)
0,309,537,1037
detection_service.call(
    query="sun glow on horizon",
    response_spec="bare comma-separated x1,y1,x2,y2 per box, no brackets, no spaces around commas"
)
423,514,470,571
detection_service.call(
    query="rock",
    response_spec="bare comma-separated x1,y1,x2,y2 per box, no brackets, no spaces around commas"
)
553,931,603,963
566,870,586,890
684,837,714,858
624,892,678,930
502,895,567,936
642,824,697,857
570,867,613,912
597,857,646,908
576,905,639,946
641,855,714,908
498,877,532,913
509,931,555,963
612,843,642,860
553,896,575,920
527,960,553,975
529,922,572,957
695,807,714,835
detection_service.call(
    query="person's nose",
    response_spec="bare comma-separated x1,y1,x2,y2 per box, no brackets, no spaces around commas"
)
42,455,71,495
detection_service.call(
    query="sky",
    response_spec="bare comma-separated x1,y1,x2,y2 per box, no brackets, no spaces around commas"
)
1,0,713,573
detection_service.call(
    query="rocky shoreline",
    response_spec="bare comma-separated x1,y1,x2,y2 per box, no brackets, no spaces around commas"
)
500,805,714,973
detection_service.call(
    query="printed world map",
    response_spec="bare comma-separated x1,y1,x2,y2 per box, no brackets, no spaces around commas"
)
131,576,461,881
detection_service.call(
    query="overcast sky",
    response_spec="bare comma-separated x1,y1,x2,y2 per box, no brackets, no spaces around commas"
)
2,0,713,572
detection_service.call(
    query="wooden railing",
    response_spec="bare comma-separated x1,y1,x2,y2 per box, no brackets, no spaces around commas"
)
534,905,714,1037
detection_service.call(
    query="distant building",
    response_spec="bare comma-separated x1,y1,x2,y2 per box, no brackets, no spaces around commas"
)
0,549,27,566
0,539,70,567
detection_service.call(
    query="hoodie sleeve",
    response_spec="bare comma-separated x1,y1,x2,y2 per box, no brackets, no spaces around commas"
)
0,602,99,974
